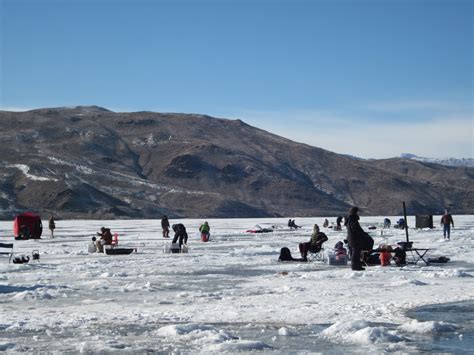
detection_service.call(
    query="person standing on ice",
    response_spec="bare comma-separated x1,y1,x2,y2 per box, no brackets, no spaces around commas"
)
48,216,56,238
346,207,374,271
161,215,170,238
172,223,188,249
440,209,454,240
335,216,343,230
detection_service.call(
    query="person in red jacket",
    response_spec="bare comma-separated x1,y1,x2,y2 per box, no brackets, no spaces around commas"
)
441,209,454,240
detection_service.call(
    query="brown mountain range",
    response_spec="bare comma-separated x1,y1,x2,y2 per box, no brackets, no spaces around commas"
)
0,106,472,219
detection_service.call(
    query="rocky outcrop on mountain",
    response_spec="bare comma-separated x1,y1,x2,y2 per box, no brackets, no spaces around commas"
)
0,106,472,219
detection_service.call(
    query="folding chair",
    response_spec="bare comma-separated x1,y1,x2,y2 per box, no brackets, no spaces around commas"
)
0,243,14,263
307,247,326,262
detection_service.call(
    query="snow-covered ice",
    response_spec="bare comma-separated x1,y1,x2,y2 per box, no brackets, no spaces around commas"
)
0,215,473,352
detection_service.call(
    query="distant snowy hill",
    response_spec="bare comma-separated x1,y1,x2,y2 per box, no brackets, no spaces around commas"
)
400,153,474,167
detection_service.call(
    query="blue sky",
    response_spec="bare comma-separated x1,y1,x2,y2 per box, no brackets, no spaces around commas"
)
1,0,472,158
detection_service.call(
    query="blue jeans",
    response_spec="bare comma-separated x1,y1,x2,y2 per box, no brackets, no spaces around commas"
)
443,224,451,239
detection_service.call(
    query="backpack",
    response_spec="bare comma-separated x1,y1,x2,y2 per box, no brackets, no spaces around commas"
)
427,256,450,263
366,252,380,265
12,255,30,264
278,247,295,261
393,247,406,266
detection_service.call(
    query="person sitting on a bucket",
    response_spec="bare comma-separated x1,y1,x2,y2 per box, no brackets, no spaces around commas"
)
334,241,347,260
96,227,113,253
199,221,210,242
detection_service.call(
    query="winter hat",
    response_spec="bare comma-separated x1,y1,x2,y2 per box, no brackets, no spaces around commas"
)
349,207,359,215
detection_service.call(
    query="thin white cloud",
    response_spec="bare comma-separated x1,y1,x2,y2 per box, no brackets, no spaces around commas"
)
0,106,33,112
233,108,473,159
293,116,473,159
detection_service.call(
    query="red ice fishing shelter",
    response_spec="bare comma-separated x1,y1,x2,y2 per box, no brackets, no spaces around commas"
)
13,212,43,239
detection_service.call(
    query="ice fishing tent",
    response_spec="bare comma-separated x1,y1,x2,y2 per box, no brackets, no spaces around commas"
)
13,212,43,239
415,215,433,229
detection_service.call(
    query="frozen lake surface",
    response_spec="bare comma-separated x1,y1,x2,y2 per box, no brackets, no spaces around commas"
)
1,215,473,353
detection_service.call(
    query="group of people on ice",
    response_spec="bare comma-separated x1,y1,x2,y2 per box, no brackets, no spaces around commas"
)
82,207,455,259
281,207,455,271
160,215,211,251
285,207,372,270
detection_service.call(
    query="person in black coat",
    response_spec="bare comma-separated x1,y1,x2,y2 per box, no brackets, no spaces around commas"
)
172,223,188,248
346,207,374,271
161,216,170,238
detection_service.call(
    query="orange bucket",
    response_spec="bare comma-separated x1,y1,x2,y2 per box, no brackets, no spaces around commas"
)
380,251,391,266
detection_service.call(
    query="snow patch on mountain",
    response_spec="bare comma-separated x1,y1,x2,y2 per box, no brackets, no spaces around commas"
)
400,153,474,167
7,164,58,181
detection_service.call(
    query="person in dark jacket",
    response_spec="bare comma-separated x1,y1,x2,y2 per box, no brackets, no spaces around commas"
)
440,209,454,240
299,224,328,261
172,223,188,248
336,216,343,230
343,216,349,227
396,218,405,229
161,216,170,238
346,207,374,271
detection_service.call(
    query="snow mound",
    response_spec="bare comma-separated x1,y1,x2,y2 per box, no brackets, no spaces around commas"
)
11,288,58,301
206,340,272,352
343,271,373,279
154,323,236,344
389,279,428,286
78,339,131,352
274,285,305,293
398,320,459,334
278,326,296,336
422,269,473,278
320,320,405,345
122,282,157,292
